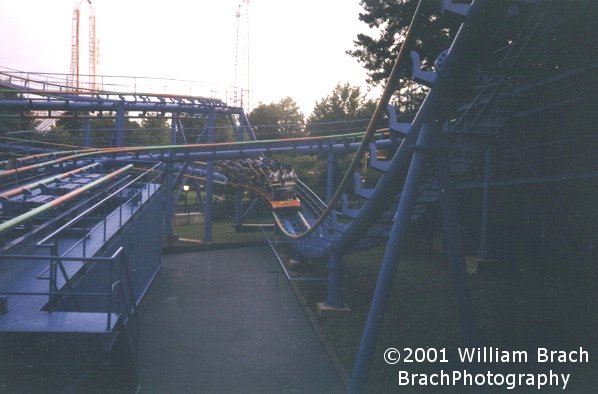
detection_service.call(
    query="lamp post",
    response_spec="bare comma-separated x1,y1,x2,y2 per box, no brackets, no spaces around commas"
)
183,184,190,224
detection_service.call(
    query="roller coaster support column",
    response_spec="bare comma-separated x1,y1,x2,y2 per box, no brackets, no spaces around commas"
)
432,124,478,348
480,146,491,259
83,115,91,147
326,251,344,308
163,162,175,237
234,188,243,227
170,114,178,145
203,108,216,242
326,151,336,202
349,123,436,393
239,111,257,141
114,101,125,147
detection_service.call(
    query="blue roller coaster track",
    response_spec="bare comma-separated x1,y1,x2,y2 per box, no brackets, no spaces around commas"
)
1,0,598,391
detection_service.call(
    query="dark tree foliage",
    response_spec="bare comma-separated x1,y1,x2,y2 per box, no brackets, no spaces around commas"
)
52,113,141,147
306,83,376,136
247,97,305,140
0,90,37,134
347,0,463,86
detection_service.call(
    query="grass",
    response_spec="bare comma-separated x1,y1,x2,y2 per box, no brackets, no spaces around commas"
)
173,220,269,244
293,247,598,392
167,220,598,392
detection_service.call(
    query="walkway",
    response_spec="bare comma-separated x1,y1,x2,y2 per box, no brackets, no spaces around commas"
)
137,245,344,393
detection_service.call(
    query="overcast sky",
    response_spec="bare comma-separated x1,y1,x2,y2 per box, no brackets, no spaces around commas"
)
0,0,378,114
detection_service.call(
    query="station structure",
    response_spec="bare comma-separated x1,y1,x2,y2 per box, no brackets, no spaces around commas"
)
0,0,597,391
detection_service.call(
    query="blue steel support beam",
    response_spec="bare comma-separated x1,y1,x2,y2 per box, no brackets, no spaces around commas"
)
83,116,91,147
348,1,506,388
238,110,257,141
238,197,260,225
234,188,243,227
228,114,244,142
348,123,435,393
480,146,491,259
326,251,344,308
432,125,478,349
172,162,191,205
114,101,125,147
163,162,175,236
170,114,177,145
108,139,395,166
326,151,336,202
204,108,216,242
0,98,239,116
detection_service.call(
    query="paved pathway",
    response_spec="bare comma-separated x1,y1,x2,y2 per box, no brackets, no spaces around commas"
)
137,245,344,393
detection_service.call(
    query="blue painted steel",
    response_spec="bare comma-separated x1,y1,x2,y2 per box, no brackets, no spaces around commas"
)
107,139,394,168
234,188,242,227
432,127,478,349
170,114,177,145
115,102,125,147
83,116,91,147
204,108,216,242
480,146,491,259
162,163,174,236
348,123,435,393
325,251,344,308
348,0,503,390
238,111,257,141
326,151,335,202
238,197,259,224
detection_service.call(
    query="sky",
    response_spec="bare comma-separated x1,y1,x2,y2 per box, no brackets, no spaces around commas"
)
0,0,378,115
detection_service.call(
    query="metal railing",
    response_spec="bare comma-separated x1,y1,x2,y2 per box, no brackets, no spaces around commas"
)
38,163,162,260
0,164,162,332
0,246,131,331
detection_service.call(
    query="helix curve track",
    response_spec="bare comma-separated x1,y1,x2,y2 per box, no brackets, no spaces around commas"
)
3,0,597,261
2,0,598,390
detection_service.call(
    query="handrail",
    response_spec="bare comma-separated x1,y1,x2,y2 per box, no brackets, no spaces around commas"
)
0,165,133,237
271,0,427,240
0,246,127,331
36,162,161,248
0,162,101,198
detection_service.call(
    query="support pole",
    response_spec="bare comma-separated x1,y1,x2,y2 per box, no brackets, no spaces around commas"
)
114,101,125,147
162,163,174,237
170,114,178,145
83,115,91,147
238,111,257,141
480,146,492,259
432,126,478,348
326,251,344,308
326,151,336,203
203,108,216,242
239,197,259,224
234,188,243,227
348,123,434,393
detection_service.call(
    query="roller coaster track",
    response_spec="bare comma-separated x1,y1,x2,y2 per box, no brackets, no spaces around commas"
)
3,0,588,261
2,1,597,390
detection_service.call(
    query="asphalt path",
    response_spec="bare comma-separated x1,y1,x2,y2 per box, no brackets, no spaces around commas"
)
137,245,344,393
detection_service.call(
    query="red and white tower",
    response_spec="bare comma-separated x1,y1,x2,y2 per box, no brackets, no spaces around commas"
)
68,0,99,91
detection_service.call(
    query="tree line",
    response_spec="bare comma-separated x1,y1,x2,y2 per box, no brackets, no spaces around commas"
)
1,1,458,145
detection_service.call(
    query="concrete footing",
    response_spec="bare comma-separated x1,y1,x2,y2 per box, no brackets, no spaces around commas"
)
466,256,500,275
316,302,351,316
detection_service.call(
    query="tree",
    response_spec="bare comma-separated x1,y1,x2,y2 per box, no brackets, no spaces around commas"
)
347,0,462,108
0,90,38,135
52,113,141,147
247,97,304,140
306,83,376,136
139,114,170,146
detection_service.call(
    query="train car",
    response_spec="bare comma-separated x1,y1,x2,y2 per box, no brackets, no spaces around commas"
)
270,186,300,210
